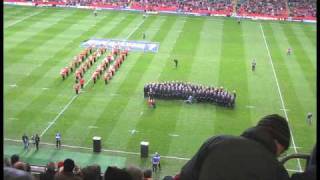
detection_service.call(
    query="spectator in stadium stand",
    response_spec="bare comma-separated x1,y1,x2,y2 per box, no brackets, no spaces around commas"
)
143,169,152,180
177,114,292,180
81,164,102,180
104,166,133,180
126,165,144,180
4,167,33,180
40,162,56,180
54,158,77,180
11,154,20,167
13,161,28,171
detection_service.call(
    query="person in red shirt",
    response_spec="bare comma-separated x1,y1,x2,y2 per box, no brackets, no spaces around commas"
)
60,69,66,80
104,73,110,84
80,78,85,89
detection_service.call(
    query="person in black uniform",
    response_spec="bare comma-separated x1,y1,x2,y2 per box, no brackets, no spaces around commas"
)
35,134,40,151
174,59,178,68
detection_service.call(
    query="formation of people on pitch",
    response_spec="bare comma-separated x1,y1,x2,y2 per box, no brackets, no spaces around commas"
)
59,46,129,94
144,81,236,107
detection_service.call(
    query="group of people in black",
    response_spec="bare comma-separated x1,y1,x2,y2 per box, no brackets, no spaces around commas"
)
144,81,236,108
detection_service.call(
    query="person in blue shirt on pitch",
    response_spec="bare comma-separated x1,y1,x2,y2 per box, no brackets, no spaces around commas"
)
151,152,161,172
56,133,61,149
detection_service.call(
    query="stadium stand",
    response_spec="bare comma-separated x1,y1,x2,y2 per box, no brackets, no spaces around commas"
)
288,0,316,19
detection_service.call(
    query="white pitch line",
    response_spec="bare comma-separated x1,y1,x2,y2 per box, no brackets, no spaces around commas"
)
88,126,98,129
9,84,17,87
260,23,302,172
168,134,179,137
42,88,49,90
287,169,302,172
280,108,290,112
39,16,148,138
40,95,78,137
245,105,255,108
4,138,190,161
5,10,43,28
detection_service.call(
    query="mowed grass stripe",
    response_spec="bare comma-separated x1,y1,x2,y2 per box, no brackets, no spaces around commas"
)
167,18,224,157
262,23,315,155
4,8,64,38
5,11,90,99
75,16,157,147
4,6,38,22
102,16,178,151
290,25,316,67
268,23,316,107
215,19,251,135
299,23,316,46
42,14,142,144
4,10,89,68
4,10,114,135
4,12,119,99
242,21,282,120
4,11,101,137
33,12,129,142
126,17,205,156
280,23,316,93
102,16,170,150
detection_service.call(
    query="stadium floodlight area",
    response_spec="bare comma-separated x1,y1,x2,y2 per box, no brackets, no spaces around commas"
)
81,38,160,53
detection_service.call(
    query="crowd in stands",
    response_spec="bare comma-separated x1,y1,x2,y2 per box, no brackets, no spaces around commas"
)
4,154,158,180
31,0,316,18
144,81,236,108
288,0,316,18
236,0,288,17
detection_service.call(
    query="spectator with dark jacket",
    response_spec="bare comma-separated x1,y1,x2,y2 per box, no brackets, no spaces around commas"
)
178,114,291,180
40,162,56,180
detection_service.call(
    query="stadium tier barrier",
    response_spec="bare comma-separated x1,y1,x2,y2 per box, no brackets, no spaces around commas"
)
4,0,316,23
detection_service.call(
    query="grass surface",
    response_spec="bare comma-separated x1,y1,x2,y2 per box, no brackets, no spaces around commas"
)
4,5,316,178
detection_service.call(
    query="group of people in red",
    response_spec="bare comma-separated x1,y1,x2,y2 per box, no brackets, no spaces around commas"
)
101,47,129,85
73,47,107,94
60,47,93,80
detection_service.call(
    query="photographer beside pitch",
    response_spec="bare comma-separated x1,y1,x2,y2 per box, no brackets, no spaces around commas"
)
177,114,293,180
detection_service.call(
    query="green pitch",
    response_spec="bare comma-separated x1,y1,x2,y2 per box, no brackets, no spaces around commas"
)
4,5,316,178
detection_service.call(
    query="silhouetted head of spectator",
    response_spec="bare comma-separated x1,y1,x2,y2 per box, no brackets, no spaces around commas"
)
242,114,290,156
46,162,56,173
63,158,75,172
10,154,19,166
4,167,33,180
163,176,174,180
104,166,132,180
13,161,26,171
81,165,101,180
126,165,143,180
143,169,152,178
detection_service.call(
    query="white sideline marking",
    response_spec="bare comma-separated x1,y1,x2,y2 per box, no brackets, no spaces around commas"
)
129,129,139,135
42,88,49,90
168,134,179,137
88,126,98,129
5,11,43,28
280,108,290,112
287,169,302,172
289,146,302,149
9,84,17,87
260,23,302,172
39,16,147,138
8,117,18,120
245,105,255,108
4,138,190,161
